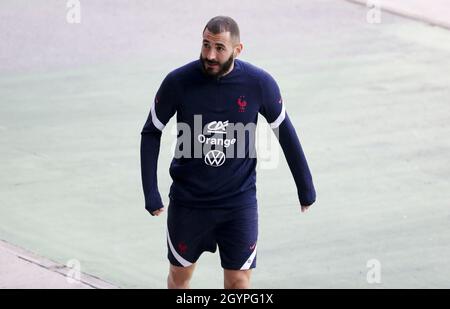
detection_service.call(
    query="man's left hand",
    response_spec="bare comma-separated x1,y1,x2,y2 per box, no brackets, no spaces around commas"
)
301,205,311,213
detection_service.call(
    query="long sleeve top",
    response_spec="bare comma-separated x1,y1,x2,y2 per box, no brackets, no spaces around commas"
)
140,59,316,214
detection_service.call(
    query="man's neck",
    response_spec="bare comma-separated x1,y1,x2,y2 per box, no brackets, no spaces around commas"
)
217,59,235,79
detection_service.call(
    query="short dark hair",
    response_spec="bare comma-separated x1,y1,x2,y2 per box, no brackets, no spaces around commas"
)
203,16,240,43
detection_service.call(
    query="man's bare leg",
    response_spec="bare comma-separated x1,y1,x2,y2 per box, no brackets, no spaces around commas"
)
167,263,196,289
224,269,252,289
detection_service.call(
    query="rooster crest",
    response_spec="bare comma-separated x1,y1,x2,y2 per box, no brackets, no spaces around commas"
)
237,96,247,112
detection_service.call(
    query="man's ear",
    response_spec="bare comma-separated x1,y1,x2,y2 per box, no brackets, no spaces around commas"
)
234,42,243,58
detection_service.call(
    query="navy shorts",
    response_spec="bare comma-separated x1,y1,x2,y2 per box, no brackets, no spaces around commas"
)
166,200,258,270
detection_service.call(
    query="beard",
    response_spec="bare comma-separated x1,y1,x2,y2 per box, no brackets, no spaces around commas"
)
200,53,235,78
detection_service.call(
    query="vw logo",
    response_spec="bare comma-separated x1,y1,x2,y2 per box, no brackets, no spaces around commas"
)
204,150,226,167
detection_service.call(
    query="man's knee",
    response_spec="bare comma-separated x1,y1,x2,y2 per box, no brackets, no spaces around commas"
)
168,273,190,289
225,277,250,289
224,269,252,289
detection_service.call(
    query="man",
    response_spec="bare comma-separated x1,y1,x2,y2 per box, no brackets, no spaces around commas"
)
140,16,316,289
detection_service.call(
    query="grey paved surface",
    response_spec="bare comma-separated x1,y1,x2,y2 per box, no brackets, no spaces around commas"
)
1,0,449,288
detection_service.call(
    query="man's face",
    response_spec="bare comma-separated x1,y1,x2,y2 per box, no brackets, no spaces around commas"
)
200,29,241,78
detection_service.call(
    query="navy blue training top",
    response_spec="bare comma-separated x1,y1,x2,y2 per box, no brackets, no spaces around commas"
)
140,59,316,213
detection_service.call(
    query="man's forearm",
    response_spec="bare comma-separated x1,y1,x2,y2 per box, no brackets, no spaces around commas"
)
275,113,316,206
140,131,164,214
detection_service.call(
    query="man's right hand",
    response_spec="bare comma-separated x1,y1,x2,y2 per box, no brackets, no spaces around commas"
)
151,207,165,216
